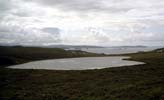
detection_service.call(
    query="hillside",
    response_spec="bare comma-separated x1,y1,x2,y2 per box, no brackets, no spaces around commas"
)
0,49,164,100
153,48,164,53
0,46,103,67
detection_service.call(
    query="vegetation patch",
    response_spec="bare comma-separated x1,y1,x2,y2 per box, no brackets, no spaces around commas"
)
0,46,164,100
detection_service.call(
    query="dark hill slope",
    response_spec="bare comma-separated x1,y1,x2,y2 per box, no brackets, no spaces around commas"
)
0,46,102,66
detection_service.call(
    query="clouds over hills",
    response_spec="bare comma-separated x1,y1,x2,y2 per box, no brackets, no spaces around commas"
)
0,0,164,46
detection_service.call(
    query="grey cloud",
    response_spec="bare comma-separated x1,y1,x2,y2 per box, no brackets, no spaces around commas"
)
0,0,164,46
121,20,164,43
41,27,61,42
41,27,60,34
0,0,12,12
0,24,62,46
26,0,133,13
0,0,13,18
11,11,31,17
0,0,62,46
0,0,40,19
25,0,164,14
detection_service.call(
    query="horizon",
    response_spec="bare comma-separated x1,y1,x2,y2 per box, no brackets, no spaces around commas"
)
0,43,162,48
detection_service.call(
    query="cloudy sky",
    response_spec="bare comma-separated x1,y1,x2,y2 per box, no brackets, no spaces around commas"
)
0,0,164,46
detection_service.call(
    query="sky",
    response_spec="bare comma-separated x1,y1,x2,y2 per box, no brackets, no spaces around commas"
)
0,0,164,46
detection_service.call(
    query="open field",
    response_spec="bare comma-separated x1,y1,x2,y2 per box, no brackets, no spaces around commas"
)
0,47,164,100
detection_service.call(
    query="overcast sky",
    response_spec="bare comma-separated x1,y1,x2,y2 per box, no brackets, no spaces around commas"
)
0,0,164,46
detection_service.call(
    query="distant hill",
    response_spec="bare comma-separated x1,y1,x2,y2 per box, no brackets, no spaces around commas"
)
39,45,104,49
153,48,164,52
111,45,147,48
0,44,104,49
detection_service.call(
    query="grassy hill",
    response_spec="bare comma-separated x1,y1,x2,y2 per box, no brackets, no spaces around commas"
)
0,47,164,100
153,48,164,53
0,46,103,67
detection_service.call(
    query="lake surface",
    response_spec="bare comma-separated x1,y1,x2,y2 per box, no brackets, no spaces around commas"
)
81,47,159,54
8,56,144,70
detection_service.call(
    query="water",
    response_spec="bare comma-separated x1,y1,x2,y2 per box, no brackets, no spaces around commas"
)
8,56,144,70
81,47,159,54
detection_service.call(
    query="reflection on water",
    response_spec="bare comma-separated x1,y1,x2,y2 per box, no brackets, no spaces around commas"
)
8,56,144,70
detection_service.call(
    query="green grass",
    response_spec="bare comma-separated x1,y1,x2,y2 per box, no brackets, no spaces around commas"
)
0,47,164,100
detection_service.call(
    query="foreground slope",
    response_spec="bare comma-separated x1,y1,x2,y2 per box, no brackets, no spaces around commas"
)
0,47,164,100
